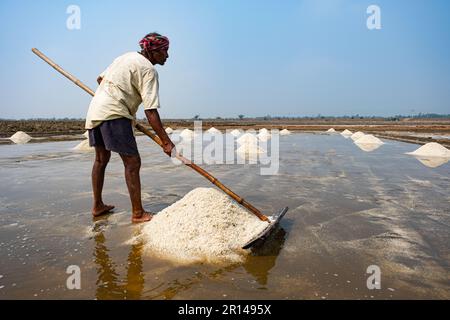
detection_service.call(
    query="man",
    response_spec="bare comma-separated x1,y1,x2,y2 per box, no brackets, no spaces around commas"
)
85,32,175,223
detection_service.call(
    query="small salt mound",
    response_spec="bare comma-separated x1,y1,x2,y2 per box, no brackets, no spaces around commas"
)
280,129,291,135
230,129,242,137
354,134,383,145
341,129,353,136
236,143,266,155
72,139,94,151
180,128,195,140
207,127,221,134
257,132,271,142
354,143,382,152
259,128,269,135
9,131,32,144
237,133,258,145
83,130,89,138
142,188,269,264
406,142,450,157
351,131,365,141
165,127,173,134
326,128,336,133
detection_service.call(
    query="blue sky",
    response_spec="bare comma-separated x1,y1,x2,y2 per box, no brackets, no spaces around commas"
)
0,0,449,119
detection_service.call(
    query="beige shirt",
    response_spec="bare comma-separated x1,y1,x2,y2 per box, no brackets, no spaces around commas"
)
85,52,160,129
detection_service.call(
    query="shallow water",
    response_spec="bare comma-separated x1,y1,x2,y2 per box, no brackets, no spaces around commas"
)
0,134,449,299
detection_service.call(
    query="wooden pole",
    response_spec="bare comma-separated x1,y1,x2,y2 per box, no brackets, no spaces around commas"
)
32,48,270,222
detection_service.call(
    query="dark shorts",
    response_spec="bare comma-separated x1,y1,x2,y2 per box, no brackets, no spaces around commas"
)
88,118,139,156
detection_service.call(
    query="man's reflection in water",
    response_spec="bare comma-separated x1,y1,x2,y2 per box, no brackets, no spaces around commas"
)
92,220,286,299
92,221,144,300
243,226,287,286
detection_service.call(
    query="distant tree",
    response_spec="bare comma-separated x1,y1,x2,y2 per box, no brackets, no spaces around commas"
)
193,115,200,120
238,114,244,120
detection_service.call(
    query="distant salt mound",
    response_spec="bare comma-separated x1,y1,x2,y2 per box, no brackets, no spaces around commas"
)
10,131,32,144
326,128,336,133
354,143,382,152
206,127,221,134
72,139,94,151
142,187,268,264
180,128,194,140
83,131,89,138
165,127,173,134
354,134,384,145
237,133,258,145
406,142,450,158
280,129,291,136
230,129,242,137
351,131,365,141
259,128,269,135
341,129,353,136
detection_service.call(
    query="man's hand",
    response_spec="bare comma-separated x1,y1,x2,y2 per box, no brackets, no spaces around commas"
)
145,109,175,157
162,140,175,157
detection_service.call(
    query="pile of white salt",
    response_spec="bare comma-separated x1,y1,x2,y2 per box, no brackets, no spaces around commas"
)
165,127,173,134
406,142,450,158
354,134,383,145
206,127,221,134
350,131,365,141
326,128,336,133
72,139,94,151
237,133,258,145
9,131,32,144
341,129,353,136
230,129,242,137
142,187,269,264
280,129,291,135
353,134,384,152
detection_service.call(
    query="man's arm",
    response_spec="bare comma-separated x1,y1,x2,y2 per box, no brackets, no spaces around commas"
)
145,109,175,156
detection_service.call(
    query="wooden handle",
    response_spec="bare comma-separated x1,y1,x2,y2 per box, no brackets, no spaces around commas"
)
32,48,269,222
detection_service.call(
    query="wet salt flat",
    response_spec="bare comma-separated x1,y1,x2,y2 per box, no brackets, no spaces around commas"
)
0,133,449,299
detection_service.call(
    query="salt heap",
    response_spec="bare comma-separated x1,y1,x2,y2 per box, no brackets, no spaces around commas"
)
230,129,242,137
237,133,258,145
341,129,353,136
72,139,94,151
280,129,291,136
142,187,269,264
206,127,221,134
9,131,32,144
351,131,365,141
165,127,173,134
83,130,89,138
180,128,195,140
326,128,336,133
354,134,383,145
406,142,450,158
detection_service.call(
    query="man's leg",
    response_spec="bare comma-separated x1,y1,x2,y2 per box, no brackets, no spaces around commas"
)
120,153,152,223
92,145,115,217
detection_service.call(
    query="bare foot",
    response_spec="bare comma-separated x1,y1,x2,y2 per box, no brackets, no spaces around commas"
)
92,204,115,217
132,211,153,223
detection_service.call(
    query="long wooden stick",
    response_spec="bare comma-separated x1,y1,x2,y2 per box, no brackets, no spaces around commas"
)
32,48,269,222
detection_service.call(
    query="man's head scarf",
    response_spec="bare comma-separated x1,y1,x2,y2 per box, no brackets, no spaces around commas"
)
139,33,169,52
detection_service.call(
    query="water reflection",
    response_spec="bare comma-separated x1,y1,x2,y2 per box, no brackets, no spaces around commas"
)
243,227,287,287
92,221,144,300
412,155,450,168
